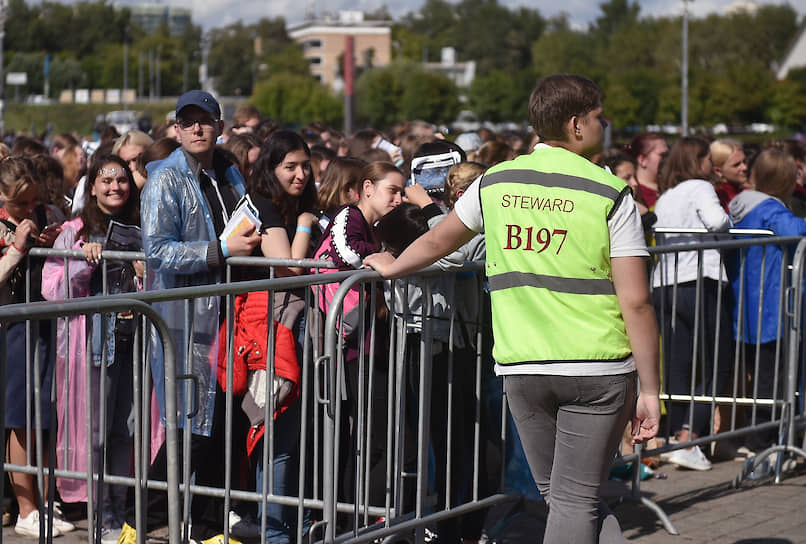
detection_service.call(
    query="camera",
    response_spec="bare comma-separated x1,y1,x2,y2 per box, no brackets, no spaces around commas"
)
410,150,463,194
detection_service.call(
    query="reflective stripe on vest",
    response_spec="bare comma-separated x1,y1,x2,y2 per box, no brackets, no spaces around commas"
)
480,146,632,365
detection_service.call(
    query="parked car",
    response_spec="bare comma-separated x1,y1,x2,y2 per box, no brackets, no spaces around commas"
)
105,110,139,134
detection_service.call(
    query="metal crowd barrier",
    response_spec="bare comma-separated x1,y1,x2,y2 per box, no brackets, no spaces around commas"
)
0,296,180,544
317,264,516,544
612,232,806,535
4,235,806,543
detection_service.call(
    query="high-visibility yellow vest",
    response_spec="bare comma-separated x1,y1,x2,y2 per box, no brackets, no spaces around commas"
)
479,146,633,365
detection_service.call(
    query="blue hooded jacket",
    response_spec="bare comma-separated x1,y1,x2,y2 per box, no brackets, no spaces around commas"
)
728,190,806,344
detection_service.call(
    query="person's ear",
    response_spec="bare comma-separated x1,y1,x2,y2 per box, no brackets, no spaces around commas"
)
565,115,582,140
362,179,373,198
455,188,465,200
712,165,723,180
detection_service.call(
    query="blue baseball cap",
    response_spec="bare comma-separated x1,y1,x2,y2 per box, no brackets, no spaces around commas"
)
176,90,221,119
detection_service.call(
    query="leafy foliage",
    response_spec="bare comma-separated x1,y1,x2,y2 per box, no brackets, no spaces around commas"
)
3,0,200,98
354,59,460,129
251,73,343,127
2,0,804,134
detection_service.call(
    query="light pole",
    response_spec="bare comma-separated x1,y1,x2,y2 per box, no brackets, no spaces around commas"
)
681,0,692,136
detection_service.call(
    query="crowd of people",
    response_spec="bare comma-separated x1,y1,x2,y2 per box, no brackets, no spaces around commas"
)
0,78,805,544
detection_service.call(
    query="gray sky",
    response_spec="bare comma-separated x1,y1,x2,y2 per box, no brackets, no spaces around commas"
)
113,0,805,30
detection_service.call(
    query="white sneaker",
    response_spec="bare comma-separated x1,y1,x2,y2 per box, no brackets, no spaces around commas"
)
228,510,260,539
51,512,75,534
15,510,62,538
101,526,123,544
735,446,756,460
664,445,712,471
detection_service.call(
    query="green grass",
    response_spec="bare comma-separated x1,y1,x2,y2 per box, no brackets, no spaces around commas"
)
3,101,177,137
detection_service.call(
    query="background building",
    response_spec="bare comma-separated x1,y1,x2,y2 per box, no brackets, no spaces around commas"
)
288,11,391,90
131,3,192,36
424,47,476,88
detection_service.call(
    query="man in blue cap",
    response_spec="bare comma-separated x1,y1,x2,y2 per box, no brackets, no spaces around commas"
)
118,91,260,544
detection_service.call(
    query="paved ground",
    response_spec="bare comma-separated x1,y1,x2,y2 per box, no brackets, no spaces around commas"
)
3,453,805,543
609,454,806,544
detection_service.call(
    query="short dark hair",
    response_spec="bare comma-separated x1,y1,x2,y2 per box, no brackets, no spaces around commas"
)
528,74,603,141
375,203,429,257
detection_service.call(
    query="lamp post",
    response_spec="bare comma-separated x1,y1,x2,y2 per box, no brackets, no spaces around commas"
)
681,0,692,136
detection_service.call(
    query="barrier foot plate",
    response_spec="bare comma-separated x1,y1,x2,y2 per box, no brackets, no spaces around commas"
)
733,445,806,488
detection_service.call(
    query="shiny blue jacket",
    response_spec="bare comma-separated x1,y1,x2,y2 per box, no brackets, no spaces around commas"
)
141,147,245,436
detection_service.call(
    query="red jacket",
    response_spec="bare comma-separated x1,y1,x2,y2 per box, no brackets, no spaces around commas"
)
216,291,301,455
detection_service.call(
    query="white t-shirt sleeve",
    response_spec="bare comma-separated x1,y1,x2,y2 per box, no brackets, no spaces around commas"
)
453,176,484,233
608,192,649,257
694,180,732,232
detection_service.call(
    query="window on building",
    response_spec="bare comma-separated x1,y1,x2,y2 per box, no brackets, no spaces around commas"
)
304,39,323,50
309,56,323,66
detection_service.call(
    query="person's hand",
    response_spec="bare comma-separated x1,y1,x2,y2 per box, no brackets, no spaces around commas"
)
82,242,103,264
362,251,396,277
36,224,62,247
12,219,38,251
226,224,261,257
403,183,432,208
132,260,145,280
632,393,660,445
297,212,318,230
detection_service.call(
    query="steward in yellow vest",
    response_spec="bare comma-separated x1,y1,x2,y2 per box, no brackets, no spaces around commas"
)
480,146,632,365
365,74,661,544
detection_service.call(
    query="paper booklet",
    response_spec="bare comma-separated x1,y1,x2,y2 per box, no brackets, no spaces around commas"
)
219,194,261,243
105,220,142,252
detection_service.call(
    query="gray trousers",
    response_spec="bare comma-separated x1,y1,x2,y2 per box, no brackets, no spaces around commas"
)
504,372,637,544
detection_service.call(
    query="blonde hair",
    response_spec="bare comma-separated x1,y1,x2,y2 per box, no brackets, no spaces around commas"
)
444,161,486,209
710,139,742,170
0,156,38,202
112,130,154,156
60,145,84,189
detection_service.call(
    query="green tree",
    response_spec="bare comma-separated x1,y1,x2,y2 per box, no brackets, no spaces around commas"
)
209,17,298,96
208,22,256,95
401,0,458,62
50,55,87,95
251,73,342,126
6,52,44,99
400,69,460,124
594,0,640,37
354,63,406,128
467,69,531,122
531,25,595,79
453,0,544,75
767,79,806,129
355,59,459,128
